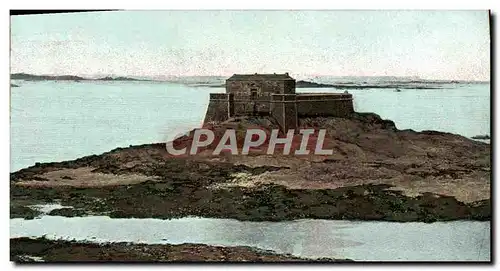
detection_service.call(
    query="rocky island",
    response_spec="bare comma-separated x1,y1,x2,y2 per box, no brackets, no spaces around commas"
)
11,112,490,223
472,134,491,140
10,112,491,261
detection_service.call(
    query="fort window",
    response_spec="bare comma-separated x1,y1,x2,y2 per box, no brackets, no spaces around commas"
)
250,88,258,99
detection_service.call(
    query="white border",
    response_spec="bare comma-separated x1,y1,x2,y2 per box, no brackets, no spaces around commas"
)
3,1,498,270
3,0,500,10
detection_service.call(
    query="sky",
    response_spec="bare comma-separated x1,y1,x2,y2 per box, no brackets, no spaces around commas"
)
10,10,490,81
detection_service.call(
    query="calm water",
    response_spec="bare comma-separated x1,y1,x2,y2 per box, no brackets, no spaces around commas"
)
10,81,490,171
10,215,490,261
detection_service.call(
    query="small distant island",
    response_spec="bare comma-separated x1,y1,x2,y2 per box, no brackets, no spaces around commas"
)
10,83,20,88
296,80,336,88
96,76,144,81
294,80,445,89
11,73,149,82
472,135,490,140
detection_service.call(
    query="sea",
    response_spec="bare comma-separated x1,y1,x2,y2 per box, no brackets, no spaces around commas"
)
10,78,490,172
9,78,492,261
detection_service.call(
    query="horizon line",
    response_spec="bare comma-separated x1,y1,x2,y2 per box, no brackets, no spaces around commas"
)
9,72,490,82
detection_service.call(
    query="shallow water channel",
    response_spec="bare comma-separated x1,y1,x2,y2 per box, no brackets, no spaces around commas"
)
10,206,490,262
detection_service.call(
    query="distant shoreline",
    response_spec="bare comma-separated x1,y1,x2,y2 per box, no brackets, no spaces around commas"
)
205,80,470,89
10,73,489,89
10,73,151,82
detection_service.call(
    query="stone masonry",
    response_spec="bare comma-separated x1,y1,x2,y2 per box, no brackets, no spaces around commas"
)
204,73,354,131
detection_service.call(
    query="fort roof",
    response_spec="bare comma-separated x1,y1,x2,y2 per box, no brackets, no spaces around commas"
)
227,73,295,81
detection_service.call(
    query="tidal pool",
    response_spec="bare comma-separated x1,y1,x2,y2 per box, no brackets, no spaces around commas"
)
10,216,490,261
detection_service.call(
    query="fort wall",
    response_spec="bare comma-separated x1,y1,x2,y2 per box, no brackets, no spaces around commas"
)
270,94,298,131
203,74,355,131
203,93,230,124
204,92,355,128
296,93,354,117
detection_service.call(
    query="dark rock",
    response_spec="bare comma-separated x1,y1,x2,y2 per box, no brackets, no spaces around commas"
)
10,237,352,262
48,208,86,217
472,135,490,140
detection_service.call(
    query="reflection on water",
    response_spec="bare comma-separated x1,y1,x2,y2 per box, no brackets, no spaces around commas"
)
10,216,490,261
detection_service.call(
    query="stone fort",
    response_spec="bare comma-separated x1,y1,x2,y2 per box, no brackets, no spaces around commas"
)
204,73,354,131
